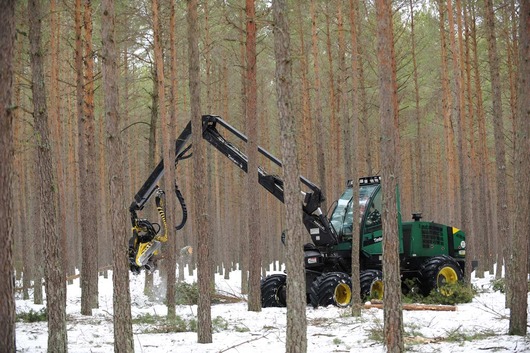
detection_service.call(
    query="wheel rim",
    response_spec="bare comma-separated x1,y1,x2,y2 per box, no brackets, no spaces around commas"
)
370,280,384,300
437,266,458,295
334,283,352,306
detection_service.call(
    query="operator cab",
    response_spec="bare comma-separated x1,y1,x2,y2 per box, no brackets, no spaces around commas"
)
329,176,382,240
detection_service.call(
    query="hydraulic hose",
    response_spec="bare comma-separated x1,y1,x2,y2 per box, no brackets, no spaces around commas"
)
174,182,187,230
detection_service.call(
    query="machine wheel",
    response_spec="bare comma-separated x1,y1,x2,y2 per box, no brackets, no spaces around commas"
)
261,274,287,308
420,255,463,296
309,272,352,308
360,269,384,301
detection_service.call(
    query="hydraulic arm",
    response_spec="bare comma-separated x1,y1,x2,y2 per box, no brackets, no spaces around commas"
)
128,115,338,273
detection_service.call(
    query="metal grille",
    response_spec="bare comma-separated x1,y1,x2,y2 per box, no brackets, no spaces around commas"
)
421,225,444,248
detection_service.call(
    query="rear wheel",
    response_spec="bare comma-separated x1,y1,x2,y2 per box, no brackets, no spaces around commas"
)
360,269,384,301
420,255,463,296
309,272,352,308
261,274,287,307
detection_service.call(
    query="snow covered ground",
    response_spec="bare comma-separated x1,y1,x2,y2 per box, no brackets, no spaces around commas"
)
15,265,530,352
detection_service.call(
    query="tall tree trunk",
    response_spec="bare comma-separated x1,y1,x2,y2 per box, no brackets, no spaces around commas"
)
484,0,509,282
151,0,177,318
447,0,471,282
469,3,492,281
187,0,213,343
166,0,179,317
438,0,457,224
409,0,424,213
80,0,99,315
375,0,404,352
50,0,69,282
295,0,314,179
272,1,307,352
143,67,158,297
348,0,362,317
310,0,327,207
31,145,44,304
29,0,68,351
0,0,16,350
324,2,338,197
245,0,262,313
101,0,134,350
508,0,529,336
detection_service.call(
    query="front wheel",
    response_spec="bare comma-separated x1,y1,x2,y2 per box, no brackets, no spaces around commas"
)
309,272,352,308
261,274,287,308
359,269,384,301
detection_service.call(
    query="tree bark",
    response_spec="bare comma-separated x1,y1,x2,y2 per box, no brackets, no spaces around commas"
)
375,0,404,352
0,0,16,350
508,0,529,336
245,0,262,313
29,0,68,351
166,0,179,317
310,0,327,207
484,0,510,284
80,0,99,315
101,0,134,350
273,1,307,352
348,0,362,317
438,0,457,225
187,0,213,343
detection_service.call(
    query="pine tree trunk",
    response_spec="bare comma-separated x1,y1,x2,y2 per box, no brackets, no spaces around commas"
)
310,0,327,206
272,1,307,352
484,0,510,282
166,0,179,317
348,0,362,317
80,0,99,315
245,0,262,313
324,2,338,198
375,0,404,351
508,0,529,336
187,0,213,343
0,0,16,350
29,0,68,350
101,0,134,350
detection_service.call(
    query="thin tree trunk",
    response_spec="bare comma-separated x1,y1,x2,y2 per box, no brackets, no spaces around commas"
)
484,0,509,283
324,2,338,197
50,0,69,284
101,0,134,350
310,0,327,206
348,0,362,317
0,0,16,350
272,1,307,352
187,0,213,343
81,0,99,315
29,0,68,350
295,0,313,179
375,0,404,351
508,0,529,336
245,0,262,313
438,0,457,225
166,0,179,317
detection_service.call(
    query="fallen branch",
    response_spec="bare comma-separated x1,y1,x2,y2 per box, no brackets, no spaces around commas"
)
364,300,457,311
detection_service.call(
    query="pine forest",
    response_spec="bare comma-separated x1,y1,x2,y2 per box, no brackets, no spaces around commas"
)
1,0,529,352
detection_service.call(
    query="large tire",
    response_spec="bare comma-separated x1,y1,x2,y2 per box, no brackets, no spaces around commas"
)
261,274,287,308
309,272,352,308
359,269,384,301
420,255,463,296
